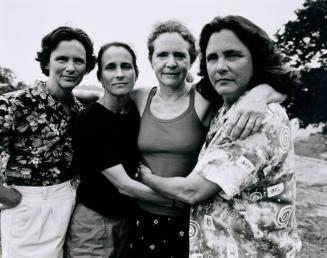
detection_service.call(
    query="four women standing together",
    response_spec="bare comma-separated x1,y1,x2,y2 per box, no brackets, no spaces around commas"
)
0,15,300,258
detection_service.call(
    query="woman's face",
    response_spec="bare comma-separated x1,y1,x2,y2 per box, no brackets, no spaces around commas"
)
206,29,253,107
46,40,87,91
151,32,191,89
100,46,136,97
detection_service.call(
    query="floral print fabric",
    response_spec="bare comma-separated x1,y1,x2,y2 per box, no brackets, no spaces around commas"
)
189,102,301,258
0,80,83,186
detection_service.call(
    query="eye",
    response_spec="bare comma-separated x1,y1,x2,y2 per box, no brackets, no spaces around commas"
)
121,63,133,70
225,51,243,60
156,52,168,58
74,58,85,65
174,52,187,59
56,56,68,63
206,53,218,62
104,63,116,70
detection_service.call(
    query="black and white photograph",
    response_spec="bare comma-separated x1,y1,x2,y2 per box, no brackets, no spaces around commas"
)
0,0,326,257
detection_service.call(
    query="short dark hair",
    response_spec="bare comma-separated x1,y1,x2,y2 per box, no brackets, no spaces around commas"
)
96,42,139,82
197,15,298,103
36,26,96,76
147,20,197,64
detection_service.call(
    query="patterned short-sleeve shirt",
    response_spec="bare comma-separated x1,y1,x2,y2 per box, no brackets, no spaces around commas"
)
0,80,83,186
189,102,301,258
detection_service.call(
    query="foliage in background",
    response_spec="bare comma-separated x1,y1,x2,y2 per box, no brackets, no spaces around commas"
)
0,67,16,85
276,0,327,127
0,66,29,95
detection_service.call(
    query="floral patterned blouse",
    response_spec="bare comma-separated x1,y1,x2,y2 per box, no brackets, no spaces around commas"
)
0,80,83,186
189,102,302,258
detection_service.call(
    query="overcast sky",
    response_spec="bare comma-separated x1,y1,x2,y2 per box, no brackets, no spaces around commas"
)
0,0,305,88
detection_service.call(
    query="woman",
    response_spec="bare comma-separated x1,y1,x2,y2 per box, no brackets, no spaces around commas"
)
0,26,96,258
139,16,301,257
65,42,172,258
129,20,288,258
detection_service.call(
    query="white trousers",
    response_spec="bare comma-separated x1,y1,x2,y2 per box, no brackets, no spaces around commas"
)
1,180,76,258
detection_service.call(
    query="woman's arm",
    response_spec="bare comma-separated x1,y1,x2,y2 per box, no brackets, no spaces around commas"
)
141,104,290,206
224,84,286,140
73,88,103,105
101,164,173,206
138,165,220,205
0,96,22,208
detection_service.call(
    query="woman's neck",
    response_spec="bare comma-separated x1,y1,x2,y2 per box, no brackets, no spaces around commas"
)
157,82,190,102
45,81,74,109
98,93,130,114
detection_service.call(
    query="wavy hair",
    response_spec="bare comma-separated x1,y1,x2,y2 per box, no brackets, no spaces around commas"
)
36,26,96,76
197,15,298,103
147,20,197,64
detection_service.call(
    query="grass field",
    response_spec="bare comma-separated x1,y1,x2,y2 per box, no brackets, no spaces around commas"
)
294,133,327,257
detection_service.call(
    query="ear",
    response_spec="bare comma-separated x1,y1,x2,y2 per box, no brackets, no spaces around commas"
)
100,79,105,88
148,56,154,69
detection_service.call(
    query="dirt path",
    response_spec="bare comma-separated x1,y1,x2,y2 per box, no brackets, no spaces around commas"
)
295,156,327,257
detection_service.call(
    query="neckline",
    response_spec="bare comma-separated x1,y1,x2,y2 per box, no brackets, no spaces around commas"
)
94,101,131,116
37,80,80,114
146,86,194,123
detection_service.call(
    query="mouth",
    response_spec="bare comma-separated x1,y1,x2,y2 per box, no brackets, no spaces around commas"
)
163,72,179,76
113,82,128,86
216,78,233,83
62,76,78,80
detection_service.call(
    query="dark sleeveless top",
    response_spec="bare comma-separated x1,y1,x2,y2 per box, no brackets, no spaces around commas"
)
138,86,208,216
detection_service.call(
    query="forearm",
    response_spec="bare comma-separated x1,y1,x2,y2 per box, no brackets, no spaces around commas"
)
253,84,286,104
142,173,196,204
141,170,222,205
119,178,172,205
73,89,103,105
101,165,172,205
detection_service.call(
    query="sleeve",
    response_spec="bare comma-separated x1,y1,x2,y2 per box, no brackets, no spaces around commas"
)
194,103,292,199
0,96,15,182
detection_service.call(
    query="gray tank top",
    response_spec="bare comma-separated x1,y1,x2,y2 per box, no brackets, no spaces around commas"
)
138,86,208,216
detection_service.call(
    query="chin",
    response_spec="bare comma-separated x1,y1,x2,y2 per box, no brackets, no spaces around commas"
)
61,80,81,88
113,90,131,96
165,80,183,88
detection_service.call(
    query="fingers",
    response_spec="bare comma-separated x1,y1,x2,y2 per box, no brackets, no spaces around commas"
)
239,117,256,140
136,164,153,182
224,113,241,137
230,113,250,140
252,115,263,134
138,164,152,174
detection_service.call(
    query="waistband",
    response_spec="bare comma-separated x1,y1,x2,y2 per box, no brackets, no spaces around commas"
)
11,179,78,200
137,200,190,217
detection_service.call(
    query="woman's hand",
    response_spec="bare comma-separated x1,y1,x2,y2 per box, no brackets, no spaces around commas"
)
136,164,153,183
224,84,286,140
0,185,22,209
224,96,266,140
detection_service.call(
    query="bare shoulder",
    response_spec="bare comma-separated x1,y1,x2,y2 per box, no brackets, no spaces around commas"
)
131,86,153,116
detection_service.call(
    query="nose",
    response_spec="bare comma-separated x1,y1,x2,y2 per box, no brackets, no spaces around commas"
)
216,57,228,73
166,55,177,68
66,60,76,73
115,67,124,79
